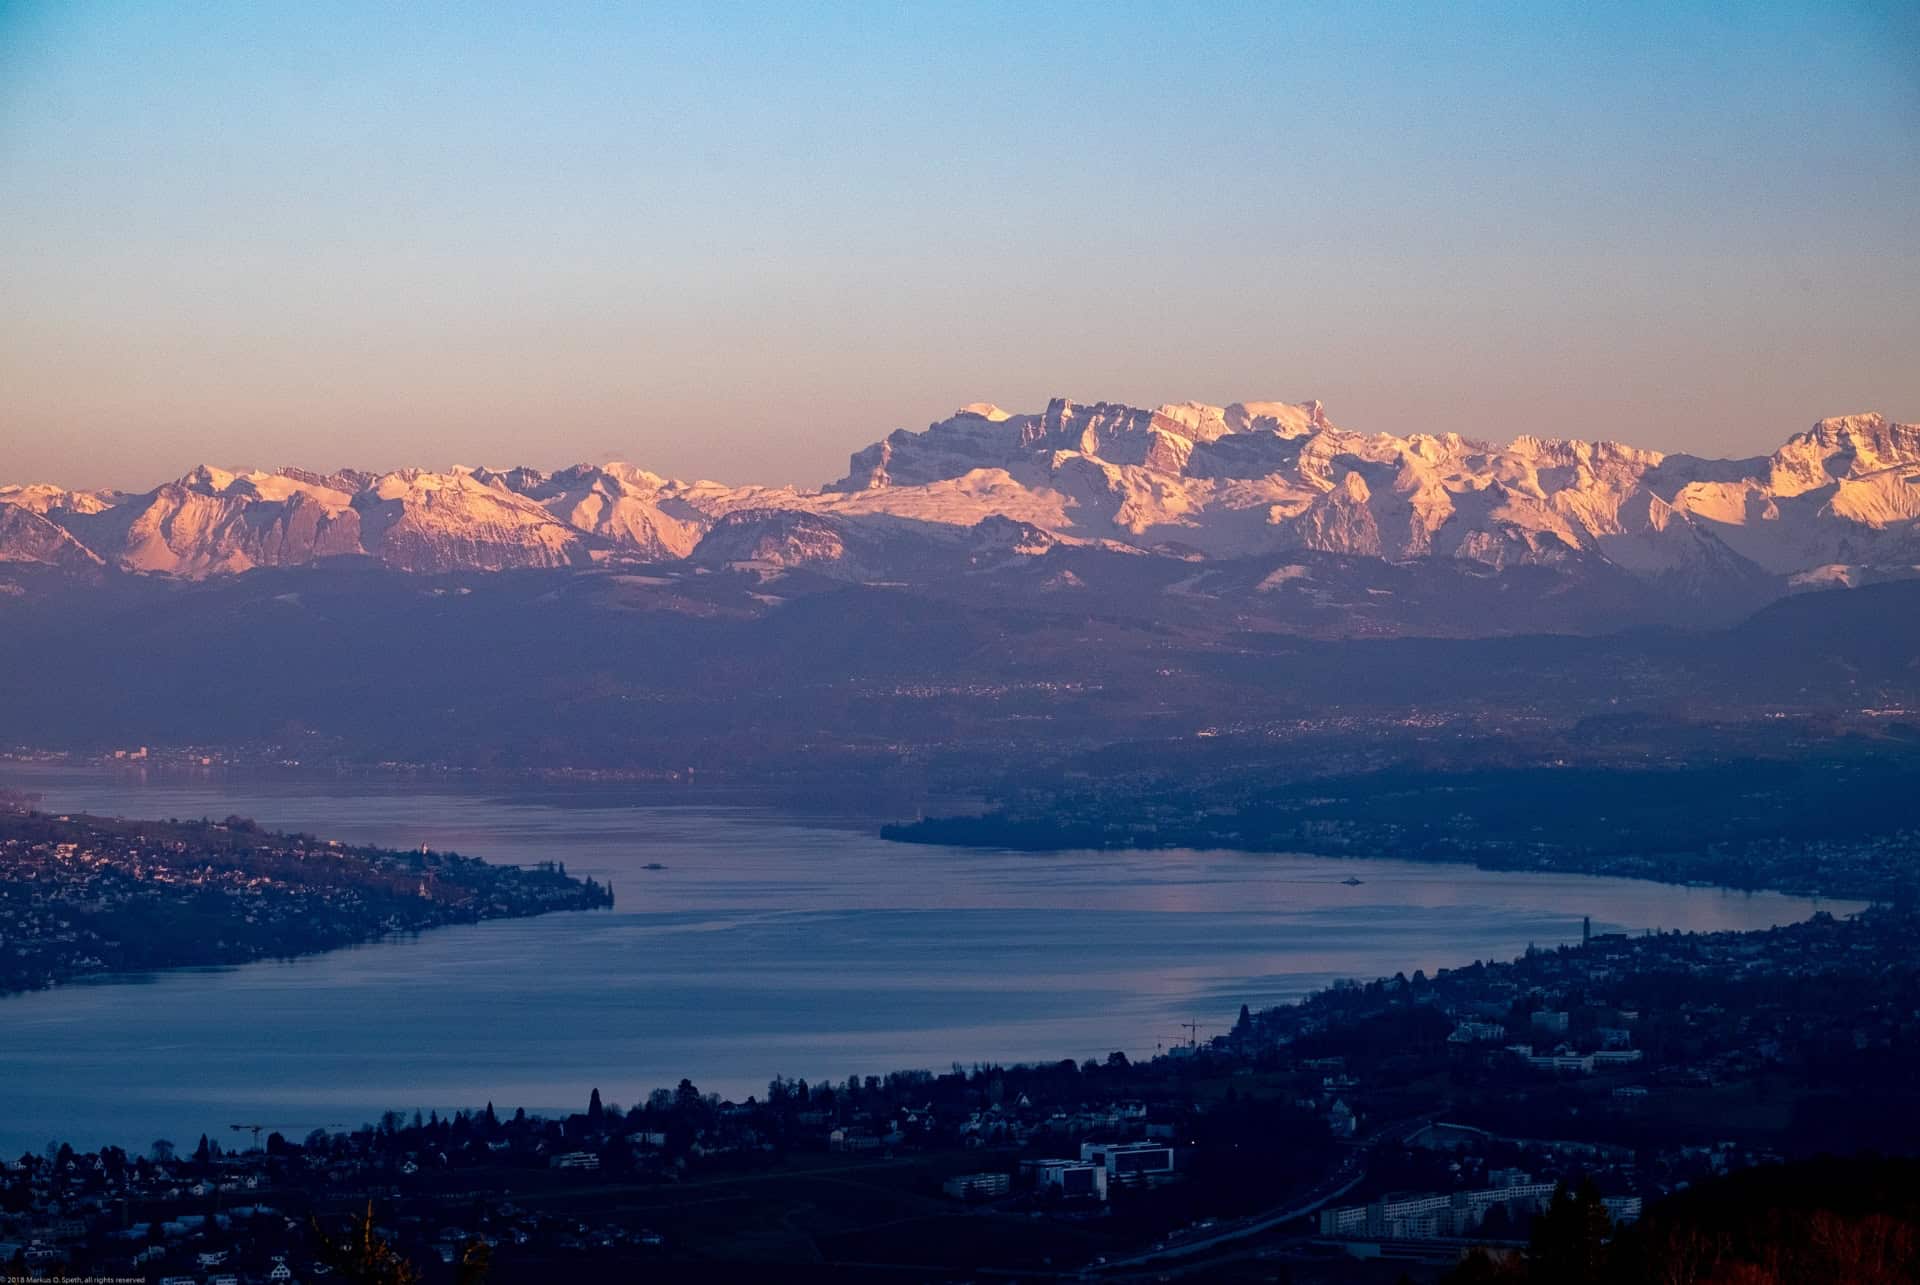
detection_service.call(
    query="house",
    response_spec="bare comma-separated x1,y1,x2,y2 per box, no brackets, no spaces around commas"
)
1449,1020,1507,1044
1081,1140,1177,1182
1604,1196,1644,1223
828,1128,882,1153
1030,1159,1108,1201
942,1172,1011,1201
1523,1048,1644,1074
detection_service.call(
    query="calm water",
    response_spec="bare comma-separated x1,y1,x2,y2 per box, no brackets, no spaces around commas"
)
0,763,1857,1154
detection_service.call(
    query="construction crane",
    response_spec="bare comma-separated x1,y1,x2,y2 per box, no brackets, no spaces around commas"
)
1175,1019,1208,1048
229,1122,344,1149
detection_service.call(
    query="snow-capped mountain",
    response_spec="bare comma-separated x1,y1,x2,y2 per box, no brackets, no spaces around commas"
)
820,400,1920,579
4,401,1917,610
471,462,706,562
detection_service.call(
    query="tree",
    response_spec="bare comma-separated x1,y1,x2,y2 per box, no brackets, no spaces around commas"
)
587,1087,604,1122
1529,1178,1612,1284
1444,1247,1526,1282
150,1139,175,1163
455,1236,492,1285
310,1202,424,1285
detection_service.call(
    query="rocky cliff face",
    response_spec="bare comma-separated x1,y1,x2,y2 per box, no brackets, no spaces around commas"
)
0,505,103,571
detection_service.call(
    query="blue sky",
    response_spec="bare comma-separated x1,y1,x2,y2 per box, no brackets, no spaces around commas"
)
2,1,1915,488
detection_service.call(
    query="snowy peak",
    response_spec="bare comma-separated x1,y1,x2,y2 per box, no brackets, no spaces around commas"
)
1767,413,1920,496
825,396,1336,492
172,464,359,509
489,462,703,560
1226,399,1328,436
351,468,595,573
829,405,1042,492
0,483,121,516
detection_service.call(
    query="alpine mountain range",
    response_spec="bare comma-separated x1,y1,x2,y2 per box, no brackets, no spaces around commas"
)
5,398,1918,633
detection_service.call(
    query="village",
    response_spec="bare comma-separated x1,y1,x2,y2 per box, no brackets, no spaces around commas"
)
0,806,612,994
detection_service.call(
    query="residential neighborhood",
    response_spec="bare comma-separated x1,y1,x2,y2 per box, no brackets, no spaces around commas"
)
0,806,612,994
7,903,1916,1279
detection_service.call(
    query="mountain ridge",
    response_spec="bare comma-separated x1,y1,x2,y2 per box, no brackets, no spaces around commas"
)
6,402,1917,618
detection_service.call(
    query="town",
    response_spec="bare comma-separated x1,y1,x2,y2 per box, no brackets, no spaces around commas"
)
7,902,1915,1281
891,730,1920,905
0,803,613,995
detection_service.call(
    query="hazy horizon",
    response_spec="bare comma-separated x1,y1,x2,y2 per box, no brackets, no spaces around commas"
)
4,1,1917,492
6,392,1920,496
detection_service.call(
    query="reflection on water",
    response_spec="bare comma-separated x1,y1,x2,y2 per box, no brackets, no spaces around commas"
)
0,764,1856,1153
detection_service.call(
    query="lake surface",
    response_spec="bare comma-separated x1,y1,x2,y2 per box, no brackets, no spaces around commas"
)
0,763,1858,1154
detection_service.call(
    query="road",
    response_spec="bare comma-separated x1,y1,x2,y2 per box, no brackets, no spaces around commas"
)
1092,1114,1436,1274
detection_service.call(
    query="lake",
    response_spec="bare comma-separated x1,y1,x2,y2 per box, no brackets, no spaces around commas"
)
0,763,1857,1155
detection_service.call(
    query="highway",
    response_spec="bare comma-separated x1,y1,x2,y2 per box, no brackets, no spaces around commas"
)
1091,1114,1436,1275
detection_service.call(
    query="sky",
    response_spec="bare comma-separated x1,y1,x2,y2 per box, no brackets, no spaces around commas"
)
2,1,1916,492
